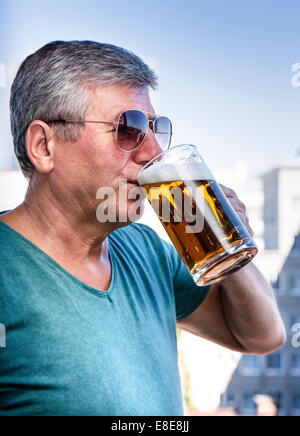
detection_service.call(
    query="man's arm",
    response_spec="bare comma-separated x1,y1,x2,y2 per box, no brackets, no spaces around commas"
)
177,262,286,354
177,184,286,355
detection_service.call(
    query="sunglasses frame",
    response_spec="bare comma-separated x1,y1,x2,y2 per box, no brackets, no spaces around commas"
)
46,109,172,153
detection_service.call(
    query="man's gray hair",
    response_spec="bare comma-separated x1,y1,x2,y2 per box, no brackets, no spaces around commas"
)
10,40,158,179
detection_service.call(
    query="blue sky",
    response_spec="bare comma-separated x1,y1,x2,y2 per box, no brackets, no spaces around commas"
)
1,0,300,175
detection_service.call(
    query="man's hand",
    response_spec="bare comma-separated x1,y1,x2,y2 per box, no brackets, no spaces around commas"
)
219,184,254,237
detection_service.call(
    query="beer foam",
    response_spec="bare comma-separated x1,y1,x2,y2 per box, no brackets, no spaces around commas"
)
137,162,213,185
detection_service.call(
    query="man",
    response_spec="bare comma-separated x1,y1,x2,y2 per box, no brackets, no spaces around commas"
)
0,41,285,416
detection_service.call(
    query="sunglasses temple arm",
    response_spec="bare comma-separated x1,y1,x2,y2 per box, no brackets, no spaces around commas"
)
70,120,118,126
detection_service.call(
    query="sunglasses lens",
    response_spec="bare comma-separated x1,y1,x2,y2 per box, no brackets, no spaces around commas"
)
117,110,148,151
154,116,172,150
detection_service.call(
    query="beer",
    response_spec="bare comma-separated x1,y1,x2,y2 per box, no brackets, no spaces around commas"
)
138,149,258,286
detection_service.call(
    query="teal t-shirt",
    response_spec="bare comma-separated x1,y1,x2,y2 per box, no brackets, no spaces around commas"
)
0,220,210,416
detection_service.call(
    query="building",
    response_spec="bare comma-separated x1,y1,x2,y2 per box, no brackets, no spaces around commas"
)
221,232,300,416
252,154,300,283
262,154,300,255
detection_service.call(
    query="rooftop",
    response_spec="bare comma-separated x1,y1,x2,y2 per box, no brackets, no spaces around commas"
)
261,154,300,178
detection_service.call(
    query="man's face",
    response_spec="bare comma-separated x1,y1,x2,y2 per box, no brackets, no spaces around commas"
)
51,84,163,226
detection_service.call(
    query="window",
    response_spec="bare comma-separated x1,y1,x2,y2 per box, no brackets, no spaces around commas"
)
292,393,300,416
272,278,281,295
242,392,257,415
266,391,284,416
221,391,236,408
227,392,235,406
289,274,300,296
240,355,261,375
291,353,300,376
290,313,300,328
265,351,284,375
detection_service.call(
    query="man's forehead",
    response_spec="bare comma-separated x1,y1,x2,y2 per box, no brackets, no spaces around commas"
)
91,85,155,118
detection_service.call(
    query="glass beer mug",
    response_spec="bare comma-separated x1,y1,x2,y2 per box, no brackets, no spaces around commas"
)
137,144,258,286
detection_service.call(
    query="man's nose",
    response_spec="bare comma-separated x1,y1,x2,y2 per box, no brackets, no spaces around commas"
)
134,128,163,164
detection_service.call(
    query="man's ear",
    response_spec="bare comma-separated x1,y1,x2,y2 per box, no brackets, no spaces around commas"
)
25,121,54,174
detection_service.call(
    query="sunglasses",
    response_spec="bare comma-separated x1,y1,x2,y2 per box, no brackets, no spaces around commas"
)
47,109,172,152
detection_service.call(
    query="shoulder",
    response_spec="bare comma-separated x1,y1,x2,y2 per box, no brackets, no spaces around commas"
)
0,221,22,278
0,218,32,263
0,221,13,253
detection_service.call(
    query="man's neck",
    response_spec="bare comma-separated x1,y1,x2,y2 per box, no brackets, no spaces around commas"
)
0,177,112,267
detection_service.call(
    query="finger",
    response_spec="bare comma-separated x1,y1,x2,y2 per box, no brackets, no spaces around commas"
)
236,211,254,237
227,198,246,213
220,185,247,213
220,187,254,236
238,200,246,212
219,184,237,198
233,206,254,233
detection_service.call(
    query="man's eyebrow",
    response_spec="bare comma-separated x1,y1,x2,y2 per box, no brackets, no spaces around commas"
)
106,109,158,121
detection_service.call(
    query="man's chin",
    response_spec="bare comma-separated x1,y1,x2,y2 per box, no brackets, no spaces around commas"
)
118,200,146,225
